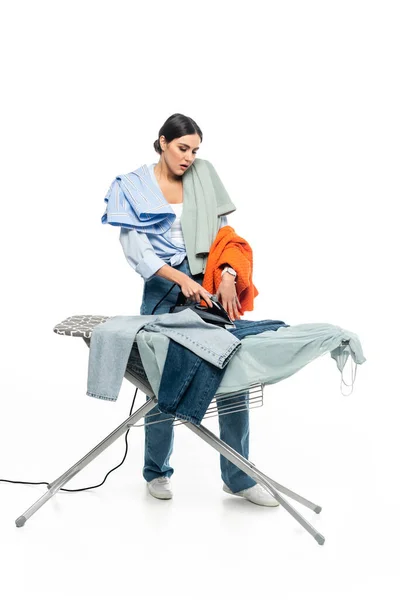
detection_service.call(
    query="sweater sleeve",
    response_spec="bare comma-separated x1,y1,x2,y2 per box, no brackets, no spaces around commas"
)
119,227,167,281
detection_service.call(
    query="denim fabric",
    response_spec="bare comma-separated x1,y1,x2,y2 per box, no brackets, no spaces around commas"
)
142,310,241,369
87,314,159,401
140,256,257,492
158,318,288,425
87,300,241,402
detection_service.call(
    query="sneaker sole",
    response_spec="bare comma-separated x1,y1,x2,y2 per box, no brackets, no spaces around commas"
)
147,485,173,500
223,484,279,507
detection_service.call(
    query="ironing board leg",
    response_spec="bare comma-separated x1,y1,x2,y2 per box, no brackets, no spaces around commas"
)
184,421,325,546
15,394,324,545
14,397,157,528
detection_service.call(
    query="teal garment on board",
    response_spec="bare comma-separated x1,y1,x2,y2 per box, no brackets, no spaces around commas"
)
135,322,366,398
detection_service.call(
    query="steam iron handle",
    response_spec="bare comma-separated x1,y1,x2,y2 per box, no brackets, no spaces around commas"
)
176,291,188,306
176,290,216,306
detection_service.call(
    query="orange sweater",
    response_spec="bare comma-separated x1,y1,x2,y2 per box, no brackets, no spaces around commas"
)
202,226,258,315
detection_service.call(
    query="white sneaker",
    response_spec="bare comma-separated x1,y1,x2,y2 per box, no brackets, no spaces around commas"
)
147,477,173,500
223,483,279,507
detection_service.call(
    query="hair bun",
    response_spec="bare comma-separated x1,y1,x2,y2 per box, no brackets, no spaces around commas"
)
153,114,203,156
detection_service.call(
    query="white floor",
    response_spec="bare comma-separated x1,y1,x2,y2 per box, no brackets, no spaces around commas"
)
1,348,399,600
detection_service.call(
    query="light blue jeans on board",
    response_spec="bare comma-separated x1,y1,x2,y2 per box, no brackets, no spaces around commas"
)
140,256,257,493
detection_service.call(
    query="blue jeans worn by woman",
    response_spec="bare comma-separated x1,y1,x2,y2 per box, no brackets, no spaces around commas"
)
140,256,257,493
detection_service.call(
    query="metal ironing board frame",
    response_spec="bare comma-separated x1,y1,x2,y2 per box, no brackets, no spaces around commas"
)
15,319,328,545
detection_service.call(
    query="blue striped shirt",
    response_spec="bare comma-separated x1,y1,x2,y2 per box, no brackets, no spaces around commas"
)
119,163,228,281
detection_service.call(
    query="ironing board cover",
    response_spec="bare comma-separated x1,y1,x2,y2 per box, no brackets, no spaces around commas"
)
53,315,111,338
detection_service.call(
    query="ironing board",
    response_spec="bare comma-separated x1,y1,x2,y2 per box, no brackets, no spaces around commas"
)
15,314,330,546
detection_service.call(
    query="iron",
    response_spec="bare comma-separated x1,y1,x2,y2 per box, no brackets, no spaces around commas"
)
169,291,236,329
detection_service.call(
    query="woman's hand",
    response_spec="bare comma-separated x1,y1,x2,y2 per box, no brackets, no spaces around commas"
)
217,275,242,320
180,275,213,308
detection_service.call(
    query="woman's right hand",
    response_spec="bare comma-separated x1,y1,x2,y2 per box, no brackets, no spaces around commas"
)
180,275,214,308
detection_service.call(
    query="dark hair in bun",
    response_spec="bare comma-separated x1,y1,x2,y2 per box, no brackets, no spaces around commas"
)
153,113,203,154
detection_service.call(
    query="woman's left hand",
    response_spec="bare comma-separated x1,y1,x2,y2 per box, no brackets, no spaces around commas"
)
216,276,242,321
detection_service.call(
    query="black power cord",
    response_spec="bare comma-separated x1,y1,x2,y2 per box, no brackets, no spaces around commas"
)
0,282,178,493
1,388,139,492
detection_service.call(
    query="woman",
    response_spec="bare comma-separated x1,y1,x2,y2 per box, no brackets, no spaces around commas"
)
114,113,278,507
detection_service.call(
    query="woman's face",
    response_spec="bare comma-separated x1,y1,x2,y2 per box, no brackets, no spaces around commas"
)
161,134,201,176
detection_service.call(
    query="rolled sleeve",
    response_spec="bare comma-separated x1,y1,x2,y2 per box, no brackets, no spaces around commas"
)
119,227,167,281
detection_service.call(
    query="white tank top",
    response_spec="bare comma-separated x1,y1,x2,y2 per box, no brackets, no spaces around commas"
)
169,202,185,247
148,163,185,248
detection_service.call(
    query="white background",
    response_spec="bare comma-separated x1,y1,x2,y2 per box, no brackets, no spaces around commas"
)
1,1,399,599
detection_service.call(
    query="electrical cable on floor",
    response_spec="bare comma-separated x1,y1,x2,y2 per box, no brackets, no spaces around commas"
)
0,388,140,492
